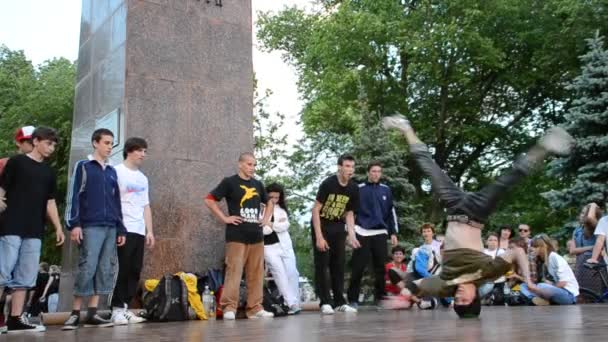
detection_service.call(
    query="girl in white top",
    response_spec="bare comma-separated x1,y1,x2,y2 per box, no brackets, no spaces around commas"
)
262,183,301,314
479,233,506,299
521,234,579,305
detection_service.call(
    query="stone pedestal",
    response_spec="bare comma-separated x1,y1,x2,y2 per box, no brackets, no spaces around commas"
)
59,0,253,310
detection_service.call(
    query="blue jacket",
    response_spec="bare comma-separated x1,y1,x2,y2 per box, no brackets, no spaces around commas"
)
355,181,398,236
64,159,126,235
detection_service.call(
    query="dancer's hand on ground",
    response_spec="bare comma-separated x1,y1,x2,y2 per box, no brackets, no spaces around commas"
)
146,232,156,249
390,234,398,247
349,234,361,249
316,237,329,252
586,258,598,264
117,235,126,247
70,227,83,244
55,228,65,246
224,215,243,225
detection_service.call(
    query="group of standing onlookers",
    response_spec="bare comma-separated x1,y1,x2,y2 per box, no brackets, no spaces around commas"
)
0,126,154,334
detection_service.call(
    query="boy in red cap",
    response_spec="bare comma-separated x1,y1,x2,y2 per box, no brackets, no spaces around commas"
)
0,126,35,176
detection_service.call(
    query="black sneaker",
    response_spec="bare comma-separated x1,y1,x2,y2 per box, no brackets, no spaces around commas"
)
61,314,80,330
6,315,46,333
83,314,113,328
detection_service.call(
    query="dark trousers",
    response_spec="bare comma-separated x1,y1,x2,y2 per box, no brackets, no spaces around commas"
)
312,228,346,307
347,233,387,304
111,232,145,308
410,144,530,223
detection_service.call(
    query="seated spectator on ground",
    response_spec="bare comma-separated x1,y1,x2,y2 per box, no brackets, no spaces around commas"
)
385,246,407,296
570,203,606,295
39,265,60,313
505,238,529,290
479,233,507,304
520,234,579,305
27,262,49,317
499,225,513,250
585,203,608,265
380,246,412,310
401,223,442,309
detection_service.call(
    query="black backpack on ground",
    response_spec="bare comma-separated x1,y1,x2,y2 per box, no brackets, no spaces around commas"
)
143,274,189,322
262,283,289,317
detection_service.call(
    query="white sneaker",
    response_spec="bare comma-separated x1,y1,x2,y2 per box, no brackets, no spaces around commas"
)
382,114,411,131
248,309,274,319
223,311,236,320
336,304,358,313
123,309,146,324
111,308,128,326
0,325,6,334
539,127,574,155
320,304,335,315
287,305,302,315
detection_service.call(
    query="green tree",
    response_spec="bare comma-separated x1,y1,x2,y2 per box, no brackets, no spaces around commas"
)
544,33,608,209
0,46,75,264
257,0,608,221
253,79,288,180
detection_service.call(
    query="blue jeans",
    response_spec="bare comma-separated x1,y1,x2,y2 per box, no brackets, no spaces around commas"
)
478,282,495,298
0,236,41,289
47,293,59,312
520,283,576,305
73,226,118,296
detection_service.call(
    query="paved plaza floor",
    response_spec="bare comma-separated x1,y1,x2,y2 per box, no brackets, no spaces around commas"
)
2,305,606,341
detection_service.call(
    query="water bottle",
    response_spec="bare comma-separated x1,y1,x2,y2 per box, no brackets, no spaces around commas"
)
202,286,214,318
209,291,216,317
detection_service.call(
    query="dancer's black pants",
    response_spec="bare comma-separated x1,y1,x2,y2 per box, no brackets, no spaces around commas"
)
410,144,531,223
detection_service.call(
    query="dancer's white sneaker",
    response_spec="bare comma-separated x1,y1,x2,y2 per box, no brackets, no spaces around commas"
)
539,127,574,155
382,114,412,132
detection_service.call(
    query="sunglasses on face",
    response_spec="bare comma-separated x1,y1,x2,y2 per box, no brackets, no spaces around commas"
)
519,229,529,232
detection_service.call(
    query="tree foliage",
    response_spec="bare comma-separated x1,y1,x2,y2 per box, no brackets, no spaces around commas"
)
0,45,75,264
257,0,608,228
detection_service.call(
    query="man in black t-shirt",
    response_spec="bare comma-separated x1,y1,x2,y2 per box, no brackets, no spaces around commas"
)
205,152,275,320
0,127,65,333
312,154,360,315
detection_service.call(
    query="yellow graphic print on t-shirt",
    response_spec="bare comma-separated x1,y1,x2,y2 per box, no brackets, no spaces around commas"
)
320,193,350,220
239,185,259,207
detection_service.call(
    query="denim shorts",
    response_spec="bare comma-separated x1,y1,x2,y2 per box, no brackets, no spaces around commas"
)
0,235,41,289
73,226,118,297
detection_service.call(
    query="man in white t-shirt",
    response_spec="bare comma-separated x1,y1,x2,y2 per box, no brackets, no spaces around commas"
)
110,137,155,325
586,203,607,264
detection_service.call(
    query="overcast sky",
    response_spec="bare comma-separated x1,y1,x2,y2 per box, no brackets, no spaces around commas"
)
0,0,308,146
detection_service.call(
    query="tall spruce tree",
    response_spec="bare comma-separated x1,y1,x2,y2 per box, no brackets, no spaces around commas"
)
544,33,608,208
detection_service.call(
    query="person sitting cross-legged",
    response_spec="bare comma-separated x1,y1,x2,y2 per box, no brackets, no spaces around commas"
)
520,234,579,306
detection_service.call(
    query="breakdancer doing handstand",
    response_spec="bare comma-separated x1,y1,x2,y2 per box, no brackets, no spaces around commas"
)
382,115,574,318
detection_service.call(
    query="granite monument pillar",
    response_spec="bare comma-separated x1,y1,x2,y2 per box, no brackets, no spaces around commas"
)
59,0,253,310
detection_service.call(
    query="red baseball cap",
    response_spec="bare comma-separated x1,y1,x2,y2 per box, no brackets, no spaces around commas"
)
15,126,35,142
